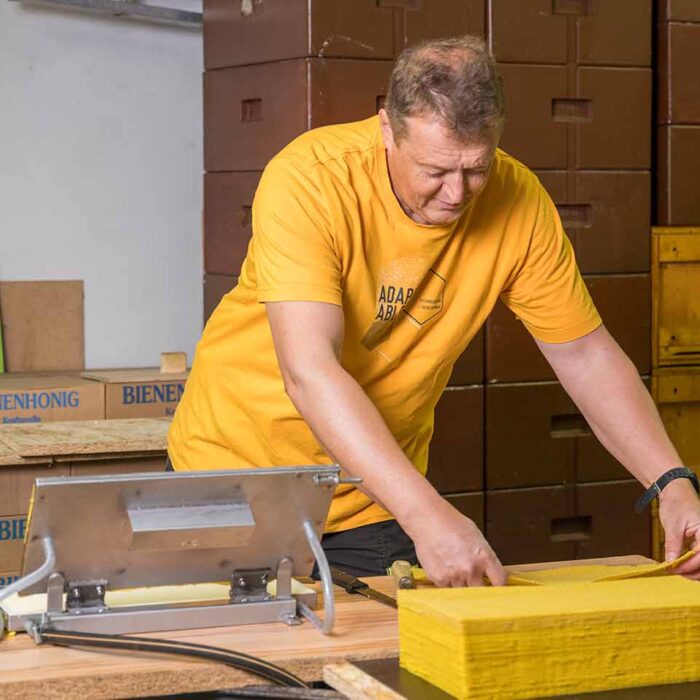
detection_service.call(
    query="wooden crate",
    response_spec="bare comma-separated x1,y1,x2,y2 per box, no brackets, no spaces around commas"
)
651,366,700,559
652,227,700,366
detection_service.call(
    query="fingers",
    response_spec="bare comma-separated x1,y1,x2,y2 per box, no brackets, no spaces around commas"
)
664,532,684,563
484,557,508,587
672,547,700,576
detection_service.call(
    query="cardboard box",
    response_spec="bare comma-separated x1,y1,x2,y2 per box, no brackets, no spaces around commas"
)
0,462,70,571
0,373,104,425
82,368,189,419
0,280,84,372
0,571,20,589
0,418,169,572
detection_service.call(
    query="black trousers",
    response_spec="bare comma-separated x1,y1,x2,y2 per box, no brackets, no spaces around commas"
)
165,458,417,577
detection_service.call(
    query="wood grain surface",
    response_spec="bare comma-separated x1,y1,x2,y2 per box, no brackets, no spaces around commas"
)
0,418,169,458
0,557,652,700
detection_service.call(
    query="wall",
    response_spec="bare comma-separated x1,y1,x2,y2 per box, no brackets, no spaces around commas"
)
0,0,203,368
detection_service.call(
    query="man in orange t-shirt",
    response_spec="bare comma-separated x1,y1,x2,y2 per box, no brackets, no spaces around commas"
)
170,36,700,585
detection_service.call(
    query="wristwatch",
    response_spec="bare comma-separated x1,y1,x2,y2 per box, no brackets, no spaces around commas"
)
634,467,700,513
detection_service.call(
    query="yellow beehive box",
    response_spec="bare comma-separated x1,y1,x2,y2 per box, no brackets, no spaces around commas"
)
650,366,700,559
652,227,700,366
398,577,700,700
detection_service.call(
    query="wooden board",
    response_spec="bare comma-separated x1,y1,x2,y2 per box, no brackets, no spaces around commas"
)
0,418,169,458
0,281,84,372
334,659,700,700
0,558,653,700
651,227,700,366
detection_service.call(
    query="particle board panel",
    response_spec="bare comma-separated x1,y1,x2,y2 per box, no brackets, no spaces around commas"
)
204,59,394,172
0,281,84,372
0,418,169,458
204,172,261,276
426,386,483,495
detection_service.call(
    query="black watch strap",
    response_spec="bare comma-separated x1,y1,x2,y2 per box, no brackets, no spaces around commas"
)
634,467,700,513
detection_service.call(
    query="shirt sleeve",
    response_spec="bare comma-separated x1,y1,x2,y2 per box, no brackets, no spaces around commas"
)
500,183,602,344
252,156,343,306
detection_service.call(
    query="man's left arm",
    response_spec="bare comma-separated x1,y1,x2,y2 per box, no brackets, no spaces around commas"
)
537,324,700,578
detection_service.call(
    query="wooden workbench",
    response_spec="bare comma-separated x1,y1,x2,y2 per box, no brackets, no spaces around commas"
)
0,556,654,699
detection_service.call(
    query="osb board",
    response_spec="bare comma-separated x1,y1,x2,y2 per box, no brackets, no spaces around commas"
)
0,281,84,372
0,558,651,700
0,418,169,458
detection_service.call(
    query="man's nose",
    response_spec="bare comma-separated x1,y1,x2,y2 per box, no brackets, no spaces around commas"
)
442,173,465,204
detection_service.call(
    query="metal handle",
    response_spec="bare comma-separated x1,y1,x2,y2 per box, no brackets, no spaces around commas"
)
301,520,334,635
0,537,56,605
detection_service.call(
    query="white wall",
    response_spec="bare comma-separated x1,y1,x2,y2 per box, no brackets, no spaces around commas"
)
0,0,203,368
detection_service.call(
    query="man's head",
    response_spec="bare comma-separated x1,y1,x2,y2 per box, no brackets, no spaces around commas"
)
380,35,504,226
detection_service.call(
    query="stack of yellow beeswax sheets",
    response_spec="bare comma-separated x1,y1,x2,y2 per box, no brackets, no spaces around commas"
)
398,575,700,699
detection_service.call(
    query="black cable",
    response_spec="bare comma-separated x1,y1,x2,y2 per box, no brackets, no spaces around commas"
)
39,629,309,689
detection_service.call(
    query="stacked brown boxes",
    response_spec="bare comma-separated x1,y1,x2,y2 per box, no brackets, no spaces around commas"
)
202,0,486,323
203,1,488,518
656,1,700,226
484,1,654,564
652,2,700,558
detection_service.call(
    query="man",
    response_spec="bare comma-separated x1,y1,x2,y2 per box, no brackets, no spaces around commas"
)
170,35,700,586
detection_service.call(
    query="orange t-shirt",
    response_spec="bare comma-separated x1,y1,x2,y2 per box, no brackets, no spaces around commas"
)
168,116,601,532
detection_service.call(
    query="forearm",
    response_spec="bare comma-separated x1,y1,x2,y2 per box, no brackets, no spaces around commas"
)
553,331,682,488
283,360,445,537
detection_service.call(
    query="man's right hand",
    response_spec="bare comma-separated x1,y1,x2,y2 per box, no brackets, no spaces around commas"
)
409,499,507,588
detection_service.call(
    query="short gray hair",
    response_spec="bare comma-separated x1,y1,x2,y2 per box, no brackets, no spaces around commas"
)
385,35,505,143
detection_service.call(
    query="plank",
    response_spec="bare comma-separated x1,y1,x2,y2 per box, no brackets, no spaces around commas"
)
0,418,169,457
324,662,404,700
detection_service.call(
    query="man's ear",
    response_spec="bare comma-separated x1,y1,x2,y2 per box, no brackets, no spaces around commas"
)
378,109,396,150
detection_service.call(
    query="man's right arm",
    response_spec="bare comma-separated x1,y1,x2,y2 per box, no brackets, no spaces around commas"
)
265,299,506,587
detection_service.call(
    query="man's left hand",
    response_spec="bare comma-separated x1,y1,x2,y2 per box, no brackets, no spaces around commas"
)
658,478,700,579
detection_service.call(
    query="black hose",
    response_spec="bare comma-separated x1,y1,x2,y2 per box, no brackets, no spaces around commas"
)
39,628,309,689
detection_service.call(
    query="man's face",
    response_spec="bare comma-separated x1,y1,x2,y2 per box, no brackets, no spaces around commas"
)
380,110,500,226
